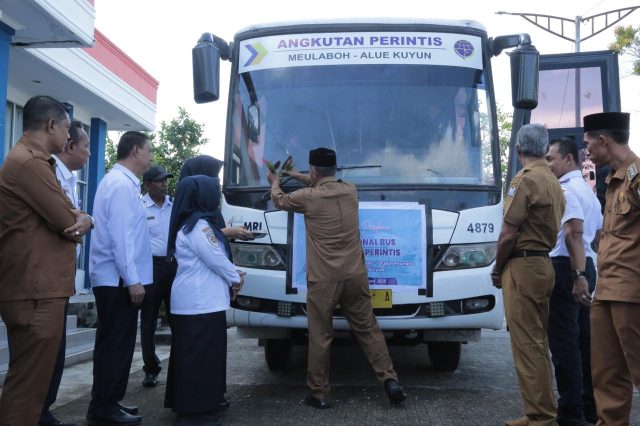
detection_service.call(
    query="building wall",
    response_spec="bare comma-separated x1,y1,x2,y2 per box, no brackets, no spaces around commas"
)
0,0,158,292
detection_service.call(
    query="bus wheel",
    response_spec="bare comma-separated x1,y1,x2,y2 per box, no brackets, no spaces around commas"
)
427,342,461,372
265,338,292,371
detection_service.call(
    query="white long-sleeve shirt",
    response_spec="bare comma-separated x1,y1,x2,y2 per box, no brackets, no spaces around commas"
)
89,163,153,287
143,193,172,257
52,155,81,259
551,170,603,258
170,219,240,315
52,154,79,209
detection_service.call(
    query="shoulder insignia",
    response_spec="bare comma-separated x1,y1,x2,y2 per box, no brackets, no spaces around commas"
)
628,162,638,182
202,228,218,247
506,173,523,195
630,162,640,190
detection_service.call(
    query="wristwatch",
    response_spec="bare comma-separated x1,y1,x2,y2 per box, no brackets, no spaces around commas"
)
87,214,95,229
571,270,586,280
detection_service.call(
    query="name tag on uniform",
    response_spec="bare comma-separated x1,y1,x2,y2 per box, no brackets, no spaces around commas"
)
627,162,638,181
147,216,156,220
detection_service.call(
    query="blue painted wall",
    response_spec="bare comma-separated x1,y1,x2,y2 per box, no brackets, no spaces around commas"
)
84,117,107,288
0,22,15,165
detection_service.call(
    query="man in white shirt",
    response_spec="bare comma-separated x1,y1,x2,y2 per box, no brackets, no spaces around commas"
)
546,137,603,426
140,165,177,388
87,131,153,425
41,120,91,426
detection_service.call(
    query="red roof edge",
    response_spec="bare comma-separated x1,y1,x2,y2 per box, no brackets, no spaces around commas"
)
83,29,159,104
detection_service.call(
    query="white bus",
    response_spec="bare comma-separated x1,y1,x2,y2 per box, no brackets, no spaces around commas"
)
192,19,539,371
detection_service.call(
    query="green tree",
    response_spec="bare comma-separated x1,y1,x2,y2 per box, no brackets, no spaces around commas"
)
609,25,640,75
104,107,209,195
497,106,513,193
104,134,117,172
480,105,512,194
152,107,208,194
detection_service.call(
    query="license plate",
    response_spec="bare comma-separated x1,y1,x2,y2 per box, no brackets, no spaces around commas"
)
369,289,392,308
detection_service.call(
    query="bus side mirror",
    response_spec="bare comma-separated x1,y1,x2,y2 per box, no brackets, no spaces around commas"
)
247,104,260,143
509,44,539,110
193,33,221,103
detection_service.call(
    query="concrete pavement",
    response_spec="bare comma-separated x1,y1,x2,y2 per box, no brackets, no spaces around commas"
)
51,328,640,425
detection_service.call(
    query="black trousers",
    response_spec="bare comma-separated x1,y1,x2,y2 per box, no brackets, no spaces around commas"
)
548,256,597,422
39,301,69,424
89,283,140,417
140,257,177,375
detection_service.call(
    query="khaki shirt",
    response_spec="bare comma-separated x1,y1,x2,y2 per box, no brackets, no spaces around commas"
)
503,159,565,251
0,137,78,301
271,176,366,282
596,151,640,302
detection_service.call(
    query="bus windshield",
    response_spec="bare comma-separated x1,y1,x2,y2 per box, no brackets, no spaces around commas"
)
228,64,496,188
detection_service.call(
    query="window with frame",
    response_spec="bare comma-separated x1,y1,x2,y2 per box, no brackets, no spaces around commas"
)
75,123,91,270
4,101,23,157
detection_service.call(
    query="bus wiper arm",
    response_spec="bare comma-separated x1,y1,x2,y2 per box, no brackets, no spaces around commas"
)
260,165,382,202
337,164,382,171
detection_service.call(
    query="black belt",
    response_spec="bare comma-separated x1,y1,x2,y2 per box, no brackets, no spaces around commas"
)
510,250,549,259
551,255,593,261
153,255,176,264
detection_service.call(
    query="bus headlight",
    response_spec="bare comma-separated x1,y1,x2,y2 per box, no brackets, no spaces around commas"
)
434,243,497,271
230,243,286,270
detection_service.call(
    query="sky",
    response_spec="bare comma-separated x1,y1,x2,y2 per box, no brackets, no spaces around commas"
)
94,0,640,156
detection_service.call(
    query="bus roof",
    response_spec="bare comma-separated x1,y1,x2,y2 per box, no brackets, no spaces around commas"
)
236,18,487,37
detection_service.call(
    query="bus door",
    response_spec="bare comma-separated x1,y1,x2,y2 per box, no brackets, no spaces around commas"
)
530,50,621,211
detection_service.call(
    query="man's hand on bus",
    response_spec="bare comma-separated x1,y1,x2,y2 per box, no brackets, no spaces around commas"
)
283,168,312,186
266,169,279,186
490,269,502,289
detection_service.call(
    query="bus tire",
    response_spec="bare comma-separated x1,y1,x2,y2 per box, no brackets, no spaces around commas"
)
427,341,461,372
265,338,292,371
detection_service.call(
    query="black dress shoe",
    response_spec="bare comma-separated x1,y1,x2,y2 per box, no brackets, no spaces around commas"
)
117,402,139,415
384,378,406,405
304,394,332,409
39,418,76,426
87,409,141,425
142,371,158,387
218,397,231,410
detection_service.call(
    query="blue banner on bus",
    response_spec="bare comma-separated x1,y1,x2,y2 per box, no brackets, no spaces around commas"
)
292,202,426,292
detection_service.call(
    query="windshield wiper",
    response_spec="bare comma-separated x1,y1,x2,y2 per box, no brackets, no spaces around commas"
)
337,164,382,171
260,165,382,202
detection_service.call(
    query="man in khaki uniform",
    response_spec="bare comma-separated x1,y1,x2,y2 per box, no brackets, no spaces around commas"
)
491,124,565,426
267,148,405,409
582,112,640,426
0,96,92,425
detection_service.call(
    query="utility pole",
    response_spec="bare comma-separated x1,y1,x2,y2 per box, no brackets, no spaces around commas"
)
496,6,640,127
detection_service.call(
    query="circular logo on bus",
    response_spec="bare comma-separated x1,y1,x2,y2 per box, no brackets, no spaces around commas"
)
454,40,474,59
